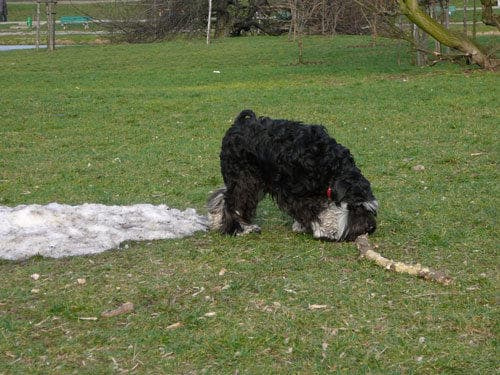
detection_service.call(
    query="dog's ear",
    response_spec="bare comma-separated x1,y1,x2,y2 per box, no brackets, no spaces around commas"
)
332,180,349,203
235,110,257,125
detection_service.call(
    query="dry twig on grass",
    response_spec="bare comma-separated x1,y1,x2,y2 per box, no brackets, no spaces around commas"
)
101,302,135,318
355,234,452,285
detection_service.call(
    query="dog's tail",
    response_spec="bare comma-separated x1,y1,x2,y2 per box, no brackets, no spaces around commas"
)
234,109,257,126
207,186,243,235
207,187,226,231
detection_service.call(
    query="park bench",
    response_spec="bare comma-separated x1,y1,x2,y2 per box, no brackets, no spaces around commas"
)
59,16,92,30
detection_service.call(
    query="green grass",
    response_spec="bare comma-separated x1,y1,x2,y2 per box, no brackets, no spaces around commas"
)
0,33,107,46
0,35,498,373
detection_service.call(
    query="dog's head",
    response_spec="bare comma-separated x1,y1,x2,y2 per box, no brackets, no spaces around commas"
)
322,171,378,241
342,201,378,241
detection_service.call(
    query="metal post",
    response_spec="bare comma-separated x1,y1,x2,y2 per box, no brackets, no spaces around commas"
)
206,0,212,44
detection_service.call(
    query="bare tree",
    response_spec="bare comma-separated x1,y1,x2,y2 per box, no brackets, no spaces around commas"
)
291,0,381,36
72,0,497,70
289,0,323,63
79,0,207,42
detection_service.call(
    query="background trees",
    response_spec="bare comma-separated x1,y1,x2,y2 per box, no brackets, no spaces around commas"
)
97,0,497,69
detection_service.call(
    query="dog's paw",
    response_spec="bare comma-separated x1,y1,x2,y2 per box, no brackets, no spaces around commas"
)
292,221,308,233
237,224,261,236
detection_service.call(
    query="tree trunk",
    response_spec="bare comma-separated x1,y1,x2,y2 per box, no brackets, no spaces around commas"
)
214,0,230,38
480,0,500,28
397,0,496,70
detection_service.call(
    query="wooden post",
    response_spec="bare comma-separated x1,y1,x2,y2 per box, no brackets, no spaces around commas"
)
372,13,378,45
397,15,403,65
289,0,298,42
421,24,428,64
46,1,51,50
35,0,41,50
472,0,477,40
431,4,441,54
413,23,426,66
463,0,467,34
321,0,325,35
46,0,57,51
153,0,158,39
206,0,212,45
443,0,450,53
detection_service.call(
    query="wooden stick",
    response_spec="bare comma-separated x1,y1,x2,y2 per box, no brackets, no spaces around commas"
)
355,234,453,285
101,302,134,318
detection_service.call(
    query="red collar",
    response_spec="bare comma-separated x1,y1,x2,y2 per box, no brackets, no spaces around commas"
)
326,186,333,200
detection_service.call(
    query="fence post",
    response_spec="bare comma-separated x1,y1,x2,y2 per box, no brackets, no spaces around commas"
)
46,0,57,51
463,0,467,34
443,0,450,53
35,0,41,50
472,0,477,40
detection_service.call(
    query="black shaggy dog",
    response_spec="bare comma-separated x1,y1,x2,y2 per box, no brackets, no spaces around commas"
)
207,110,378,241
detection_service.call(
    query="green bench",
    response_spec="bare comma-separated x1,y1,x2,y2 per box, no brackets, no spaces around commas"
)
59,16,92,30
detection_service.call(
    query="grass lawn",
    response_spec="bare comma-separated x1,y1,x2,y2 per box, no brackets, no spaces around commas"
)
0,35,498,373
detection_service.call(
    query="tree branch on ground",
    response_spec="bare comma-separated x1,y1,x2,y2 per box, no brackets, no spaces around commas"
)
355,234,453,285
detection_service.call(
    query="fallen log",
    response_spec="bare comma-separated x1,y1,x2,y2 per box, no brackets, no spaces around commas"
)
355,234,452,285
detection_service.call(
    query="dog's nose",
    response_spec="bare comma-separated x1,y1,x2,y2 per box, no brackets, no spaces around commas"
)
367,225,376,234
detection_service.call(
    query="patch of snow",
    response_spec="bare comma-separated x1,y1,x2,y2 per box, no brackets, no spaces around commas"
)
0,203,208,261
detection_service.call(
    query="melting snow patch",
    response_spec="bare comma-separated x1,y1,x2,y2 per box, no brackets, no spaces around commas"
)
0,203,208,260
